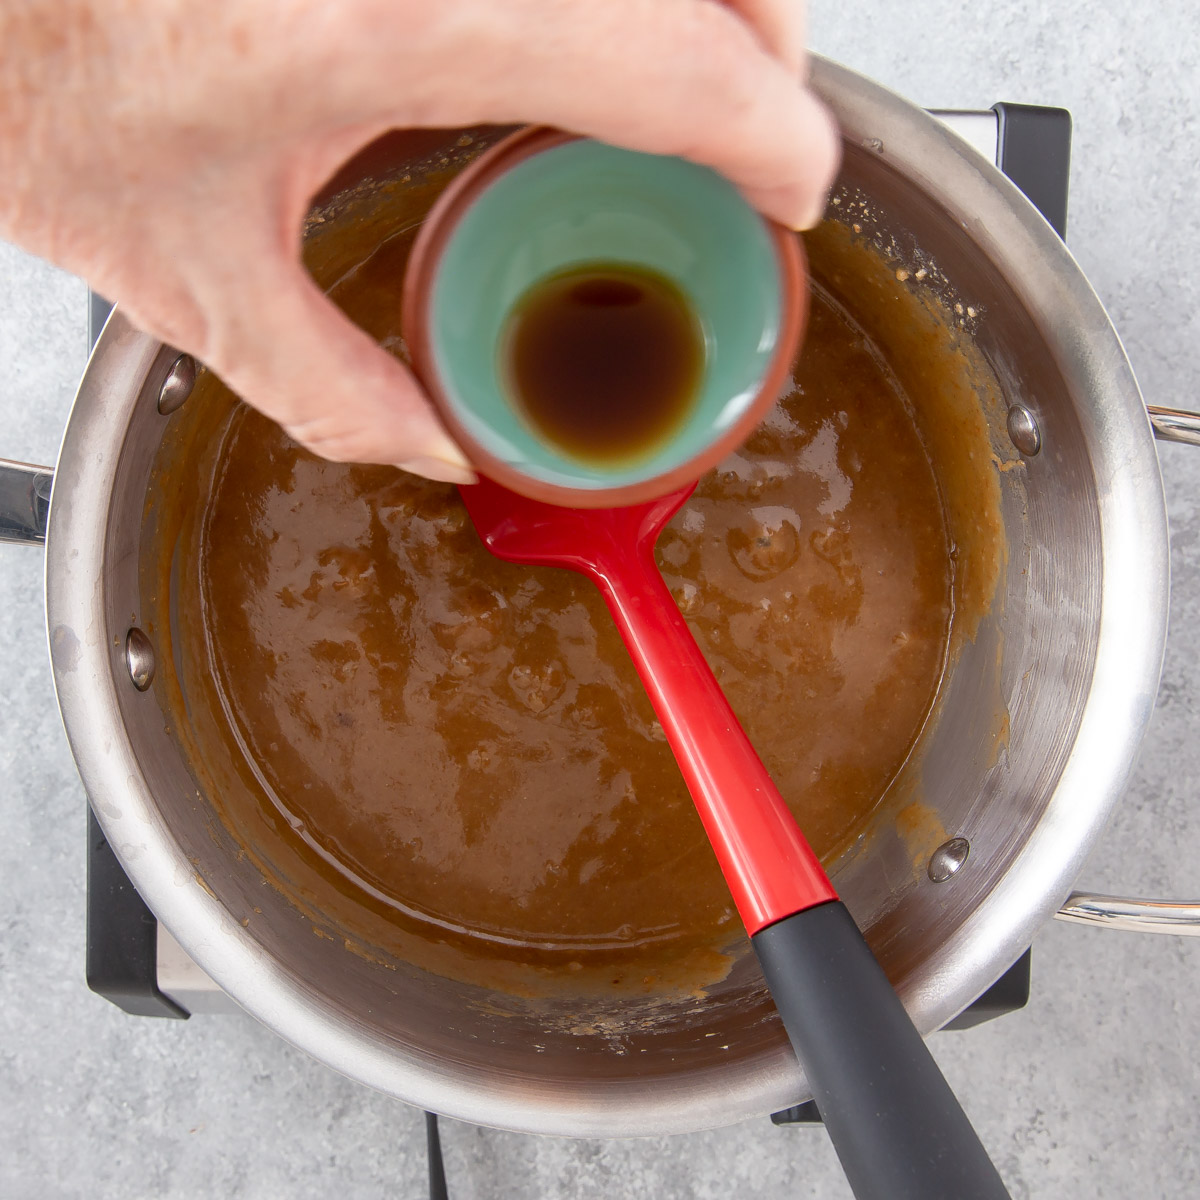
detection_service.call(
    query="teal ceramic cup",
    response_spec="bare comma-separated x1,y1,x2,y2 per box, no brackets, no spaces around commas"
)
402,127,806,507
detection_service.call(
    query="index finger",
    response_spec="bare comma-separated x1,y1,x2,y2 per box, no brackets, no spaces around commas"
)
341,0,841,230
722,0,808,76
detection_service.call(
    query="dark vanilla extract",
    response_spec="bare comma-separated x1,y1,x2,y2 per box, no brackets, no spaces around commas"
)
502,263,705,465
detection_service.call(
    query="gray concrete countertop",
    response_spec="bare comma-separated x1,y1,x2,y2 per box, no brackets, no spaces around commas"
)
3,2,1199,1196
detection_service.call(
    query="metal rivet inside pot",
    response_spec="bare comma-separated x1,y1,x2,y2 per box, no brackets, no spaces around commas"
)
126,628,155,691
1006,405,1041,456
158,354,197,415
928,837,970,882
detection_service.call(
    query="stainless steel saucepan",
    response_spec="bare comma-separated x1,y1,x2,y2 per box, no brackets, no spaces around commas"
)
4,58,1200,1136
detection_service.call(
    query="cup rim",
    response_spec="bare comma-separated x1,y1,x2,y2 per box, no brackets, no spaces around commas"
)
402,125,807,508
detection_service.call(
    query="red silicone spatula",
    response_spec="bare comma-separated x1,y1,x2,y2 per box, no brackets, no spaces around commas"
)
459,474,1008,1200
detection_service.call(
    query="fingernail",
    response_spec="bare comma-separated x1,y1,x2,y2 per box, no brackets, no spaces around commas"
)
793,192,829,232
396,454,478,485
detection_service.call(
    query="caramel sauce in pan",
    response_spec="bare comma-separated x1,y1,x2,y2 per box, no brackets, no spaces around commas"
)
137,142,1020,1002
156,212,952,992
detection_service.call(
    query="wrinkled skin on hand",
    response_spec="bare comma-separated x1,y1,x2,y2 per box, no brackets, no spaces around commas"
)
0,0,838,480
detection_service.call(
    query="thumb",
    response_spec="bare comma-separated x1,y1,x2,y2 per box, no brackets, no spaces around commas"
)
209,257,475,484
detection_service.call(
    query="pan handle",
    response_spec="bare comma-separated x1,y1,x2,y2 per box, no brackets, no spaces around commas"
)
1053,410,1200,934
0,459,53,546
1147,404,1200,446
1056,894,1200,934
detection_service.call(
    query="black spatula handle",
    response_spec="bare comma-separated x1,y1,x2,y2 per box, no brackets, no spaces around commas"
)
752,901,1010,1200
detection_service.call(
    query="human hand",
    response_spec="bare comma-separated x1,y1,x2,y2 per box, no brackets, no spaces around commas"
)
0,1,839,482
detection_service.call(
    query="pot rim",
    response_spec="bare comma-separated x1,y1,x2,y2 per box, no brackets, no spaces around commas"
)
44,57,1168,1136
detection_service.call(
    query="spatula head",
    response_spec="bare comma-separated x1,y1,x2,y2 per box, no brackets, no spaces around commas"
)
459,475,696,572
